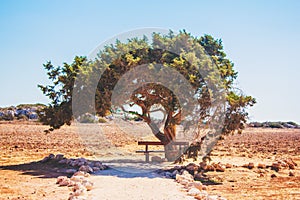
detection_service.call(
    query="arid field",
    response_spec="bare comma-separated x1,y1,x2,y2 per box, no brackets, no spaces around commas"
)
0,121,299,200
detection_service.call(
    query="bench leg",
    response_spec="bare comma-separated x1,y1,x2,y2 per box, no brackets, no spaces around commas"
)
145,152,149,163
145,145,149,162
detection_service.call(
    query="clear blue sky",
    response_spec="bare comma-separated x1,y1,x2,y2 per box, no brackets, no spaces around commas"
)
0,0,299,123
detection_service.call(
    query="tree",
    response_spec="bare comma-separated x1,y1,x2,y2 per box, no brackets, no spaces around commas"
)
39,31,256,161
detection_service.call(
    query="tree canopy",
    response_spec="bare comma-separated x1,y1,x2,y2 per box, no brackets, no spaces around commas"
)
39,31,256,156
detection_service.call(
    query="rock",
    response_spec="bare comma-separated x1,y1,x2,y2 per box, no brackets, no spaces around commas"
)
175,174,184,182
199,161,207,171
79,165,93,173
257,163,266,169
279,161,288,168
271,162,281,172
186,163,199,175
193,181,202,190
92,161,103,168
242,163,249,168
58,177,72,186
284,159,296,169
208,195,221,200
77,158,87,164
82,180,93,191
182,170,190,176
171,170,179,177
40,156,50,163
92,167,100,172
164,171,173,178
70,175,86,183
288,164,295,170
48,153,55,160
247,162,255,170
173,165,183,171
271,174,277,178
68,196,87,200
56,176,68,184
77,161,85,167
72,188,87,197
195,191,209,199
214,163,225,172
182,171,194,181
206,164,215,172
70,183,87,197
289,171,295,177
55,154,64,160
70,161,77,167
184,181,194,189
65,169,77,174
58,159,68,164
179,179,190,186
225,163,232,168
151,156,163,163
73,171,90,177
194,173,204,182
187,187,201,196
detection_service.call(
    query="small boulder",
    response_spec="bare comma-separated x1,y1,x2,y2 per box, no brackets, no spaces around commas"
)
199,161,207,171
247,163,255,170
56,176,68,184
225,163,232,168
58,159,68,164
171,170,179,177
271,162,281,172
92,167,100,172
68,196,87,200
206,165,215,172
175,174,184,182
82,180,93,191
65,169,77,174
58,177,72,186
214,163,225,172
40,156,50,163
257,163,266,169
73,171,90,177
92,161,102,167
48,153,55,160
187,187,201,196
271,174,277,178
186,163,199,175
70,175,86,183
193,181,202,190
79,165,93,173
55,154,64,160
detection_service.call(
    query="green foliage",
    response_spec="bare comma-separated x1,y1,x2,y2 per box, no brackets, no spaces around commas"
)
39,30,255,139
98,118,107,123
16,103,46,109
17,114,29,121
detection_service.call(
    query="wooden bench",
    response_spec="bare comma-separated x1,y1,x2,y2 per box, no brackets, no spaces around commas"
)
136,141,189,162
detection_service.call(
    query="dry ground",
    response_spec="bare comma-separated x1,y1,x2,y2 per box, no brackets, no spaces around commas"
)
0,121,299,200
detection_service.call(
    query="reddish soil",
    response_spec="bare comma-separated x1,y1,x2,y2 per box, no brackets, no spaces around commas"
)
0,122,299,200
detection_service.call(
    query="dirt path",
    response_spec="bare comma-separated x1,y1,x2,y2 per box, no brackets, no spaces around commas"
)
89,175,194,200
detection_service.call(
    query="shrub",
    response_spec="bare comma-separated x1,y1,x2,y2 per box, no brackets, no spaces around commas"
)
98,118,107,123
268,122,284,128
17,114,29,121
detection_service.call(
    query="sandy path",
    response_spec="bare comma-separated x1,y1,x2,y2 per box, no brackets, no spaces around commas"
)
88,175,193,200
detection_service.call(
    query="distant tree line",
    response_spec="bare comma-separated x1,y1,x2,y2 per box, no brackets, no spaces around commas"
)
248,121,300,129
0,103,45,121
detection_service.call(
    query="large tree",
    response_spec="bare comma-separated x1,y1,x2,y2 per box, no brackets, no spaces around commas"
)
39,31,255,161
